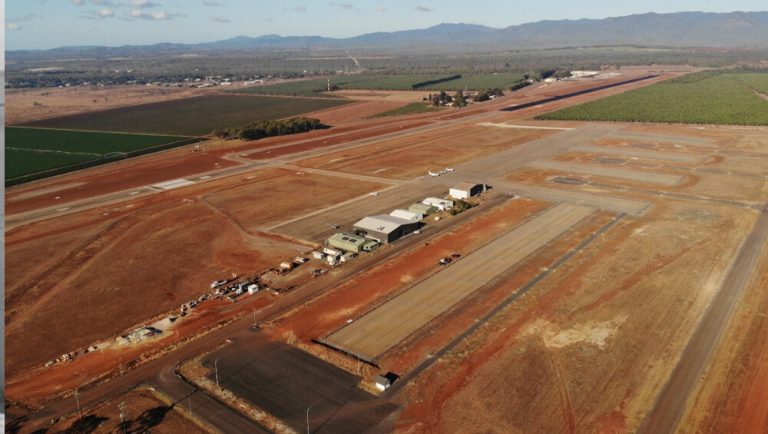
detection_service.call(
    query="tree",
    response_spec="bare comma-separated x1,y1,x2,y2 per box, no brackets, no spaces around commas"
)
454,90,466,107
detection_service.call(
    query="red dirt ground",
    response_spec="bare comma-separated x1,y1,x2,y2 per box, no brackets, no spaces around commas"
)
392,199,753,433
45,386,208,434
296,124,555,179
4,198,300,377
269,196,549,345
203,167,387,232
245,120,434,160
681,240,768,434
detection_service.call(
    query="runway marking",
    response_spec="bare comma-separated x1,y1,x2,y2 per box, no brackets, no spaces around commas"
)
477,122,574,131
150,178,196,190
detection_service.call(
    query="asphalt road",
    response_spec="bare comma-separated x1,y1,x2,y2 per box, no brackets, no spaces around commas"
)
637,206,768,434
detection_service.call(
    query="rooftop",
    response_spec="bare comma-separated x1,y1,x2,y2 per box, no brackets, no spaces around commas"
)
354,215,413,234
452,182,479,191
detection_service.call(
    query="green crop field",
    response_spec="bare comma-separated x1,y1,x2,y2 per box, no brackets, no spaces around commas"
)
538,71,768,125
6,127,198,182
19,94,351,136
369,102,440,118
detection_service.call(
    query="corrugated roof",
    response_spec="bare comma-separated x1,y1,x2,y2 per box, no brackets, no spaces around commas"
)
423,197,454,206
389,209,421,221
354,215,412,234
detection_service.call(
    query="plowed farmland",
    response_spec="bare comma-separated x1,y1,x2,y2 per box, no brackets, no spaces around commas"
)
19,94,351,135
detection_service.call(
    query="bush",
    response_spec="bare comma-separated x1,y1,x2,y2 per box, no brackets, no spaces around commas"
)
449,199,473,215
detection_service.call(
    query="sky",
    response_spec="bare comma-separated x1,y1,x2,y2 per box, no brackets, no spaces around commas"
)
4,0,767,50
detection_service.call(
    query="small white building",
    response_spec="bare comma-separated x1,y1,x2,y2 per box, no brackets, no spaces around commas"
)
422,197,454,211
311,251,326,260
374,375,392,391
389,209,422,222
340,252,358,263
323,247,343,258
247,284,259,294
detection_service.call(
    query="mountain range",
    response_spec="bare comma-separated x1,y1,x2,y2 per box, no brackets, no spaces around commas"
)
8,11,768,58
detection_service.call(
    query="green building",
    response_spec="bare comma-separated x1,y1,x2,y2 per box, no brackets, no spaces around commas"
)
409,203,438,216
327,232,379,253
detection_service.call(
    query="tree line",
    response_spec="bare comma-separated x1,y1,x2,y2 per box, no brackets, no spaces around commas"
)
212,117,327,140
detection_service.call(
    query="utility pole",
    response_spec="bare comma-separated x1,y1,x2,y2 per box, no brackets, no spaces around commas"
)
215,358,220,389
74,389,82,418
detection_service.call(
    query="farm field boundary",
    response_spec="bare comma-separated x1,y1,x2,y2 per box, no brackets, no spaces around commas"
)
5,126,203,185
17,94,351,136
538,71,768,125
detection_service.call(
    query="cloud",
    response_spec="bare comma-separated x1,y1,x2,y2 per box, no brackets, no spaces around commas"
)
284,5,306,12
330,2,353,10
376,5,386,12
128,9,184,20
6,22,23,31
89,0,120,5
202,0,223,6
131,0,159,8
415,5,433,12
97,8,114,17
71,0,85,5
11,13,42,22
209,15,230,23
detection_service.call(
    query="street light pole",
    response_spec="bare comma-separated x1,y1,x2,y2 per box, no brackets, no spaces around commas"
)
306,403,318,434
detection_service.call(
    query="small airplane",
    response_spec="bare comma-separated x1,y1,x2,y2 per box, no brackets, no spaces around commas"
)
428,171,440,177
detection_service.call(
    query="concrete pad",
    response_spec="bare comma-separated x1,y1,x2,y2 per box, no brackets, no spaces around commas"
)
574,144,705,164
529,160,685,186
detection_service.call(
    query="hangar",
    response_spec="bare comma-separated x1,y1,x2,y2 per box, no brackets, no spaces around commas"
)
353,215,420,244
449,182,484,200
389,209,422,222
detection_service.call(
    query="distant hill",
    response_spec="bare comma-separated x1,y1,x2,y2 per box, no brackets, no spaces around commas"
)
8,11,768,58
